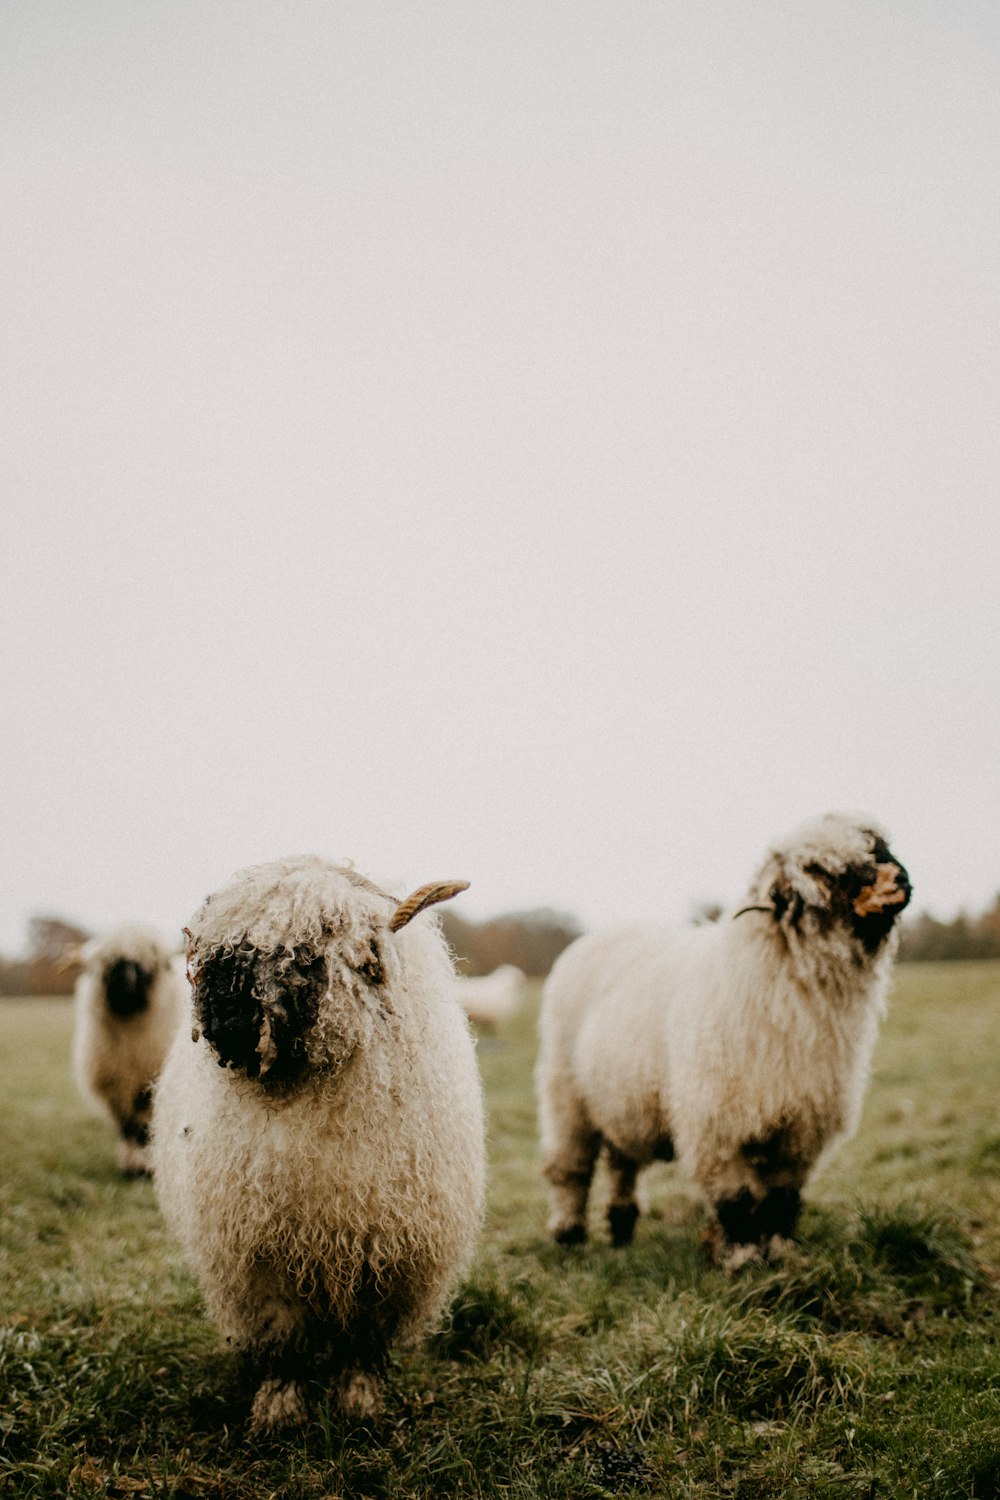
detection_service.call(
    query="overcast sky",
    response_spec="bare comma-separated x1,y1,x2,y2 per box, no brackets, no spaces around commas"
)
2,0,998,954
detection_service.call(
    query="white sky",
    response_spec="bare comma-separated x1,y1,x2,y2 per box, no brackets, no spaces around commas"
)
2,1,999,953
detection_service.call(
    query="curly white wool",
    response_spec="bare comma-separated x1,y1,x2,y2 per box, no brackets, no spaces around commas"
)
151,856,485,1434
72,925,186,1176
536,814,910,1270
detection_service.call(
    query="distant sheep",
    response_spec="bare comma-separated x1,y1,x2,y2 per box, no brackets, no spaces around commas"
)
537,814,911,1270
455,964,526,1031
151,856,485,1434
72,925,186,1176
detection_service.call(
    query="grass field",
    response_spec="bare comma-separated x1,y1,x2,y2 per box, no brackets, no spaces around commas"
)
2,963,1000,1499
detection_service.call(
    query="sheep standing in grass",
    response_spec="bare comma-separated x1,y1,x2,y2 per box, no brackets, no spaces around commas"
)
455,964,526,1032
537,814,911,1271
72,925,186,1176
151,856,485,1434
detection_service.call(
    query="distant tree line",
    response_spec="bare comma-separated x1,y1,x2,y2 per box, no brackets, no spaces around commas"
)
0,907,584,996
3,894,1000,996
439,907,583,977
898,896,1000,962
0,915,90,996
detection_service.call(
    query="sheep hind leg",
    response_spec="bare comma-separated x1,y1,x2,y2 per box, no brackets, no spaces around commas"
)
605,1144,641,1248
542,1129,600,1246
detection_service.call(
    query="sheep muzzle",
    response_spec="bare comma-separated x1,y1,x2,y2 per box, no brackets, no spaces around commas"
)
104,959,154,1019
852,863,910,918
191,946,326,1085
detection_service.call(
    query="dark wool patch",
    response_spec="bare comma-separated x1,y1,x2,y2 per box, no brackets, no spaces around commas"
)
715,1185,802,1247
121,1084,153,1145
829,842,912,954
355,938,385,989
652,1134,675,1162
194,947,326,1084
740,1125,803,1178
104,959,153,1019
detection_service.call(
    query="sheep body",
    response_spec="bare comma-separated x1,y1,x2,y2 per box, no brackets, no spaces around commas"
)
455,964,526,1030
72,925,186,1175
537,814,910,1267
152,856,485,1432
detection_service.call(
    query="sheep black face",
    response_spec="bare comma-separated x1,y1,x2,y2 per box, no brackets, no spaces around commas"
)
193,946,327,1086
770,827,911,955
104,959,155,1019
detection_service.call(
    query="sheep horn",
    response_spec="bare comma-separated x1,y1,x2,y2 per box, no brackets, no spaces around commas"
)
387,881,470,932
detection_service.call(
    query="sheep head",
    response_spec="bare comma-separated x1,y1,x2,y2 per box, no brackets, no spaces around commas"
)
185,858,469,1088
751,815,911,955
77,927,171,1019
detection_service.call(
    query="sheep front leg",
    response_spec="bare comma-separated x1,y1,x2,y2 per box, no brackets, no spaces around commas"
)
699,1127,806,1272
238,1293,312,1435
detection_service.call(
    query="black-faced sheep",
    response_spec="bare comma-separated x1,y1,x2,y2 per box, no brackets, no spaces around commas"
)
72,925,186,1176
455,964,526,1032
151,856,485,1434
536,814,911,1270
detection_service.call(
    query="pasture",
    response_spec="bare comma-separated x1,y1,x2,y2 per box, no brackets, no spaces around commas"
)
2,963,1000,1498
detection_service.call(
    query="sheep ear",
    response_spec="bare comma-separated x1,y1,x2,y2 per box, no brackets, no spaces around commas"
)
387,881,470,932
55,943,86,974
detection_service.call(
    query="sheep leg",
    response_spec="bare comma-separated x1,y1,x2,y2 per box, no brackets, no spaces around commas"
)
605,1143,641,1248
116,1085,154,1177
240,1293,313,1434
703,1128,806,1271
541,1100,601,1245
539,1092,602,1242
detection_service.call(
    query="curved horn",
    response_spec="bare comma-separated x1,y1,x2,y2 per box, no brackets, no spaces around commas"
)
388,881,470,932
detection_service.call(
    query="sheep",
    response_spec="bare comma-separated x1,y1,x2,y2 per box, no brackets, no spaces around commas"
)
151,856,485,1434
72,925,187,1176
536,814,911,1271
454,964,526,1032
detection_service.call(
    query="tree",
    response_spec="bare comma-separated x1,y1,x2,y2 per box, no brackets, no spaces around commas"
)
25,915,91,995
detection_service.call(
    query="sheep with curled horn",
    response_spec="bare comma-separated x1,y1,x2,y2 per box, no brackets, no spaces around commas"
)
536,814,911,1271
151,857,484,1435
72,925,187,1176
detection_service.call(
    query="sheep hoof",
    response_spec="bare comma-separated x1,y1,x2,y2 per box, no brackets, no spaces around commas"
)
249,1377,307,1433
336,1369,383,1420
552,1222,587,1246
117,1142,150,1178
607,1204,639,1248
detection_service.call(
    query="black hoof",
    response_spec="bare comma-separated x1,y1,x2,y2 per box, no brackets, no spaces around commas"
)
608,1204,639,1247
554,1223,587,1246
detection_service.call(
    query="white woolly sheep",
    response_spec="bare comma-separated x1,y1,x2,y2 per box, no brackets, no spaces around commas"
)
151,856,485,1434
536,814,911,1271
72,925,187,1176
454,964,526,1032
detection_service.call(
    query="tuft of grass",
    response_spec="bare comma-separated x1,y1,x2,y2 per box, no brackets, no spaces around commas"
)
729,1201,988,1336
430,1270,544,1362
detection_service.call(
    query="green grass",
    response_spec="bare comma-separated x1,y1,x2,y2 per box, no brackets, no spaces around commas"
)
2,963,1000,1497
